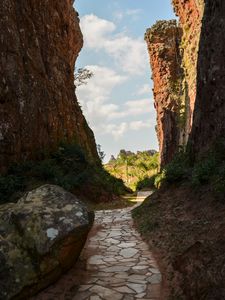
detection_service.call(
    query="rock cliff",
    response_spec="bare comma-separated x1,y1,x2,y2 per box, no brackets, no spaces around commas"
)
146,0,204,166
190,0,225,158
145,20,183,167
0,0,99,173
173,0,204,139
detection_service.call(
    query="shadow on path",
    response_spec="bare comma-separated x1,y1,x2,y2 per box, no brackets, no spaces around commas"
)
32,191,162,300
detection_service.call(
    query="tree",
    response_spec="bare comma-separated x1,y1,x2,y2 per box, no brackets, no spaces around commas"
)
109,155,116,164
74,68,93,87
97,144,106,163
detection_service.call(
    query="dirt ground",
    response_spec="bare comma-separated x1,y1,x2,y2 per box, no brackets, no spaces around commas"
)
133,184,225,300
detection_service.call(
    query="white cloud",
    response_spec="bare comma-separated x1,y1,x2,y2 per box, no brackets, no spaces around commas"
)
80,14,148,75
126,9,143,17
76,65,155,140
125,98,153,114
137,84,152,96
113,8,143,21
109,98,154,119
129,120,152,131
103,122,129,140
77,65,127,128
77,64,127,103
80,14,116,49
113,11,124,22
100,120,153,140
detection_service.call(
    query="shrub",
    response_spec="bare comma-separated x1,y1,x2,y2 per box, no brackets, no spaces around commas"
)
164,149,189,183
0,175,24,203
8,161,35,175
136,175,157,190
53,143,87,167
34,159,62,181
191,156,217,186
209,162,225,195
154,171,166,188
0,142,127,204
56,171,89,190
94,168,127,195
152,149,189,189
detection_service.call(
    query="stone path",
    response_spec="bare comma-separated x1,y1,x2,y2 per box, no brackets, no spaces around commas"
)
32,193,162,300
135,191,153,202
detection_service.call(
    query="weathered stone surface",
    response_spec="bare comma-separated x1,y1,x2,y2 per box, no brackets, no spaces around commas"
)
32,195,162,299
0,0,99,173
190,0,225,157
146,1,205,167
0,184,94,299
145,20,183,167
173,0,204,148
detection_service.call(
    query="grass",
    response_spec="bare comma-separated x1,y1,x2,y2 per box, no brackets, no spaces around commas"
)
132,199,160,234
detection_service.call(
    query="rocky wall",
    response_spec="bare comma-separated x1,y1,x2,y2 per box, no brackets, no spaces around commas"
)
173,0,204,145
0,0,99,173
190,0,225,157
146,0,205,167
145,20,183,167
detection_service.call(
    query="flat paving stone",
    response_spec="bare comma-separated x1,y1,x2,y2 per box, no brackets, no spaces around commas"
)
90,285,123,300
120,248,138,258
114,286,135,294
127,283,147,294
31,193,162,300
147,273,162,284
102,265,130,272
90,296,102,300
88,255,105,265
118,242,136,248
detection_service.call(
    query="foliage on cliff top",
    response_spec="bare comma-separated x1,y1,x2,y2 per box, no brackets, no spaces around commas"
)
0,143,127,205
145,19,178,42
105,150,159,191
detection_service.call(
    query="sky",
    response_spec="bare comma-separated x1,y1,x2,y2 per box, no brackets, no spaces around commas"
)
75,0,176,161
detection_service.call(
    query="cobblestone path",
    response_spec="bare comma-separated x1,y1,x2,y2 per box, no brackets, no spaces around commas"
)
32,194,162,300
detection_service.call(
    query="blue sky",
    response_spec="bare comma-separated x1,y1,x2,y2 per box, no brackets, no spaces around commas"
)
75,0,175,161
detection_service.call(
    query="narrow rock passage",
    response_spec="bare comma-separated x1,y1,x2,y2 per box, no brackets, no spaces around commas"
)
32,193,161,300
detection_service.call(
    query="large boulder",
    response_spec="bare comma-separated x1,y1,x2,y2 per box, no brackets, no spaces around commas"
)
0,184,94,300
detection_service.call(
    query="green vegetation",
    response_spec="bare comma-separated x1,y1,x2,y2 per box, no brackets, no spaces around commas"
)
151,141,225,197
74,68,93,87
105,150,159,191
135,175,158,190
168,78,186,129
0,143,127,204
132,200,160,234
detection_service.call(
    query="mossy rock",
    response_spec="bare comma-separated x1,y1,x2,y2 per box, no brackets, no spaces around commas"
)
0,185,94,300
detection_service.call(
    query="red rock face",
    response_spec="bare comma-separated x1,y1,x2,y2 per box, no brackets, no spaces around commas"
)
0,0,99,173
145,21,183,167
173,0,204,138
146,1,204,167
190,0,225,157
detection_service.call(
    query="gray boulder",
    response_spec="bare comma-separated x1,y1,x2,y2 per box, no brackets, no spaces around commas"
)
0,184,94,300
